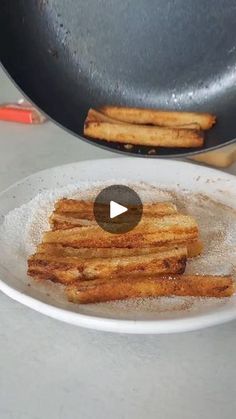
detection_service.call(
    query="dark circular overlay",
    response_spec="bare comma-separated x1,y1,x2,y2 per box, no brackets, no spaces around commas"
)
93,185,143,234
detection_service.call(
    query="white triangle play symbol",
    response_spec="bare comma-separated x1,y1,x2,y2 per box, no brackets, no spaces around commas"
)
110,201,128,219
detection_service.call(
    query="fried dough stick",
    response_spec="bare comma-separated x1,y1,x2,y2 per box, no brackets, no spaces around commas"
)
88,108,202,130
28,247,187,283
99,106,216,130
50,214,95,229
54,199,177,217
84,121,204,148
86,108,125,124
37,240,203,259
43,214,199,248
51,201,178,229
67,275,234,304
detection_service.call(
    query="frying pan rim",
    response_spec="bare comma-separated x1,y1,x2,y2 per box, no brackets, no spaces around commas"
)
1,63,235,159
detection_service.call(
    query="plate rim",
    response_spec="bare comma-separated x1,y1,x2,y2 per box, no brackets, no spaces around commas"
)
0,157,235,334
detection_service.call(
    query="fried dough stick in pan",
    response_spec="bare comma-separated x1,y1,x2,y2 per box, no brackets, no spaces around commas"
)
99,106,216,130
84,121,204,148
87,108,200,130
86,108,126,124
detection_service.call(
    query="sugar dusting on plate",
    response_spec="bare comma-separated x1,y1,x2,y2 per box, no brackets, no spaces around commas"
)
0,181,235,317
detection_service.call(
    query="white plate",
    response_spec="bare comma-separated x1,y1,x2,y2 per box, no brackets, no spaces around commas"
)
0,157,236,334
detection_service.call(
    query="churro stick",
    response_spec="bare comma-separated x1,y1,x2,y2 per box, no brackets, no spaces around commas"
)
86,108,125,124
67,275,234,304
28,247,187,283
174,123,201,130
99,106,216,130
54,199,177,216
55,199,95,214
37,240,203,259
84,121,204,148
50,213,95,230
51,201,178,229
43,214,199,248
50,216,203,256
88,109,201,130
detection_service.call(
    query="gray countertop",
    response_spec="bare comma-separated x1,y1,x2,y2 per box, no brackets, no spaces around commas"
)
0,70,235,419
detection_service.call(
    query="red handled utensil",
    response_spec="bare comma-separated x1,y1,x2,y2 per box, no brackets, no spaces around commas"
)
0,100,47,124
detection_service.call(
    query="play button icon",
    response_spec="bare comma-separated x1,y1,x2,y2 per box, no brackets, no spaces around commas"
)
110,201,128,219
94,185,143,234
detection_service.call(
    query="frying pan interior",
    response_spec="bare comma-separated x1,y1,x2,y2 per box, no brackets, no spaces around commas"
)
1,0,236,156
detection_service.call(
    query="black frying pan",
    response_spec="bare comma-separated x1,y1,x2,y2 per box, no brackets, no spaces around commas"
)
1,0,236,157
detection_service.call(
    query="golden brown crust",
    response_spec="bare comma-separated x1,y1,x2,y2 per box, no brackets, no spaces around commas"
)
44,214,198,248
37,240,202,259
186,240,203,258
88,109,202,130
99,106,216,130
27,195,219,306
84,121,204,148
50,200,178,230
54,199,96,214
54,199,177,216
50,213,95,230
28,247,187,283
86,108,126,124
43,230,198,249
67,274,234,304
